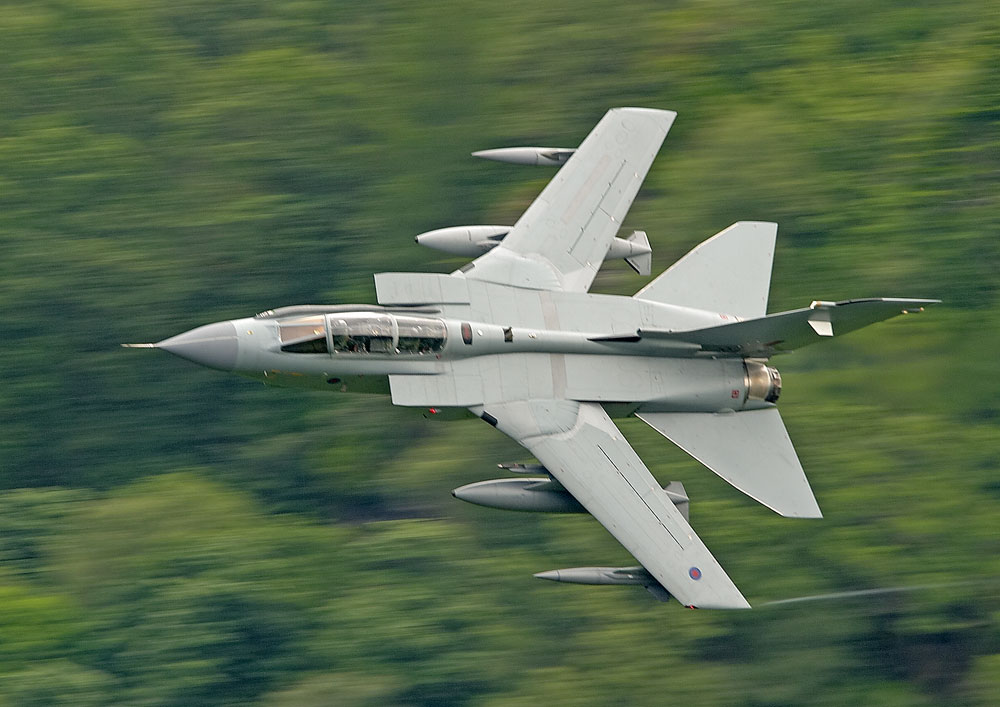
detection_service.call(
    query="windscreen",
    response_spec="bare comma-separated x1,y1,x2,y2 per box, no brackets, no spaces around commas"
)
278,316,328,353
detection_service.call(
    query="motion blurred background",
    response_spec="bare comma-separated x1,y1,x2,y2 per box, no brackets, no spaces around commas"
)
1,1,997,704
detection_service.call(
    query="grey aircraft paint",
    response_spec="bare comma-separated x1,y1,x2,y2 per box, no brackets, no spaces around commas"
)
128,108,938,609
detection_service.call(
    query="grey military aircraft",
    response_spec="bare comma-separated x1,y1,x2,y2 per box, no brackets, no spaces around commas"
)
126,108,937,609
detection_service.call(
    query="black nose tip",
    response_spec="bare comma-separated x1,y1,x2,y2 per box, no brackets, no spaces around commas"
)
156,321,238,371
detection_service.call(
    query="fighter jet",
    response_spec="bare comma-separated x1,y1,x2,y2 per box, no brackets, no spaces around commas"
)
127,108,937,609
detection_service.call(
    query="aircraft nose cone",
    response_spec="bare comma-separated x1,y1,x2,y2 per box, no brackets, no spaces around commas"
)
156,321,238,371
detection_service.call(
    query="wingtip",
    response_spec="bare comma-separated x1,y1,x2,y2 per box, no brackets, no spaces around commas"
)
693,596,753,610
615,106,677,117
771,501,823,519
613,107,678,128
121,343,157,348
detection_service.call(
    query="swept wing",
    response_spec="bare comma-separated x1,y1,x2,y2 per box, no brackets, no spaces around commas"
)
462,107,676,292
480,399,750,609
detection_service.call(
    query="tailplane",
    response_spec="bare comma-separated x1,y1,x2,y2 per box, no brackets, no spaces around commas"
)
637,408,822,518
634,221,776,318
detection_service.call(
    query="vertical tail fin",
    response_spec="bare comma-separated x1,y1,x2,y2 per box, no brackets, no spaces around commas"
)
634,221,776,318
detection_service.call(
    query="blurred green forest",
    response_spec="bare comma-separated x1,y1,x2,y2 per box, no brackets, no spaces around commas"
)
1,0,998,704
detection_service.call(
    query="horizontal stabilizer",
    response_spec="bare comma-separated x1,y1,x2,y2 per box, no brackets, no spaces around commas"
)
637,408,822,518
634,222,776,318
640,298,940,357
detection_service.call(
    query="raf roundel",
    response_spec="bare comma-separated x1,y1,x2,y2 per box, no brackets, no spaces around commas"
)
688,567,702,581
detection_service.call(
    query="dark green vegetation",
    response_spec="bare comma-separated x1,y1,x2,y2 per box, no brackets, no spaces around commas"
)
2,0,998,704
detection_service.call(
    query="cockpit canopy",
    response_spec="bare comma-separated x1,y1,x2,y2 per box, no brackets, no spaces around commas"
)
278,312,446,355
277,316,328,353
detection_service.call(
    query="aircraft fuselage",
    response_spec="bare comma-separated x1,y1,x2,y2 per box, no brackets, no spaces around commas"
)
156,296,779,415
